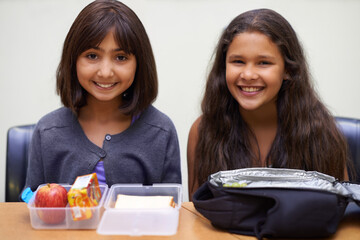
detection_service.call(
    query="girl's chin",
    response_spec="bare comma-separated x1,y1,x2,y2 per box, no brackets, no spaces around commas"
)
87,94,123,104
239,106,259,112
235,100,260,111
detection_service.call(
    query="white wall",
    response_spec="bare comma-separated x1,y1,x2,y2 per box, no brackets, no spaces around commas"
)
1,0,359,202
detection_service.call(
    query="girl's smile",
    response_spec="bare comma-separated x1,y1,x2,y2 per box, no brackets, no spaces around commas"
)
239,86,265,96
94,81,118,89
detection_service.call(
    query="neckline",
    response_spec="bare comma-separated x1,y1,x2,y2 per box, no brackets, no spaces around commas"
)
72,111,141,152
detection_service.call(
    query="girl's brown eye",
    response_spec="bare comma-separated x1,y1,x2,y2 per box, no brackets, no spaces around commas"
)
234,60,244,64
86,53,97,60
116,55,127,61
259,61,271,65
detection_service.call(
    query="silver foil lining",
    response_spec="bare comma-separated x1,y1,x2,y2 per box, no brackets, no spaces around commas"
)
209,168,360,201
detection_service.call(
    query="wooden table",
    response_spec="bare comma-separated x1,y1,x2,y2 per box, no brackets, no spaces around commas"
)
0,202,359,240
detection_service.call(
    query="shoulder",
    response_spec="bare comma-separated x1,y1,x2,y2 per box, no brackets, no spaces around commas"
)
139,105,177,133
187,116,202,157
187,116,202,158
36,107,75,131
187,116,202,199
189,116,202,139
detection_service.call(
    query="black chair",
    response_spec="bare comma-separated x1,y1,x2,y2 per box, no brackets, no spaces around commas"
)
6,124,35,202
335,117,360,183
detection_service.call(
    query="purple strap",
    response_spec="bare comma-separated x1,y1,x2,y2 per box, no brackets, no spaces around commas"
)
93,160,106,185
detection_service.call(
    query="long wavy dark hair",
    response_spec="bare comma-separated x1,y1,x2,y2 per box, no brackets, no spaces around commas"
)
195,8,352,186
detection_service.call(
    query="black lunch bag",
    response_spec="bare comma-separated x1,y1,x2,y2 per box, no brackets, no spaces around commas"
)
192,168,360,239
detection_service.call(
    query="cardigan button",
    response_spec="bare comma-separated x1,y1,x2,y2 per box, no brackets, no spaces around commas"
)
105,134,111,141
99,151,106,158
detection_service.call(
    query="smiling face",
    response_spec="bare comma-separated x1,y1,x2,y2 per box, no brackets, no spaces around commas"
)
76,29,137,106
226,31,286,116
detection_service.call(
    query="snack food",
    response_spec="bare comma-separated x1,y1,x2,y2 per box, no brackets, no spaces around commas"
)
67,173,102,221
115,194,175,209
35,183,68,224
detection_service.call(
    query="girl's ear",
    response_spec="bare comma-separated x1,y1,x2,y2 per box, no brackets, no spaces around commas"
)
283,72,290,80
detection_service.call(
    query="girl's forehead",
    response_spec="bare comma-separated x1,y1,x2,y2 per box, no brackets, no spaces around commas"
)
229,32,275,50
226,31,284,63
233,30,271,41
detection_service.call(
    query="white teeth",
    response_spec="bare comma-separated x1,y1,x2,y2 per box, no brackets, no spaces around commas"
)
241,87,261,92
96,82,116,88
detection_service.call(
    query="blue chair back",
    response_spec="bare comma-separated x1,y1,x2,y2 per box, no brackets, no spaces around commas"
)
335,117,360,182
6,124,35,202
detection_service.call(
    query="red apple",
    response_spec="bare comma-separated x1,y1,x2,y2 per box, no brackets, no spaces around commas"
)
35,183,68,224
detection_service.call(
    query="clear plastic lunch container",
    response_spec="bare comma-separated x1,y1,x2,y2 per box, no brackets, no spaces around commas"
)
27,184,108,229
97,184,182,236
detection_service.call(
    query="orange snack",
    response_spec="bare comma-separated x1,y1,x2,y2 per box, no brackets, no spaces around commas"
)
67,173,102,221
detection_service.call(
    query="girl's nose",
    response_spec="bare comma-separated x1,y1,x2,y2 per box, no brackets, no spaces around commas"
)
97,60,114,78
240,65,258,81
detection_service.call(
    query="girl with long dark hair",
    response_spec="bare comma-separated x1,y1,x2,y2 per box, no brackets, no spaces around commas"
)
187,9,352,199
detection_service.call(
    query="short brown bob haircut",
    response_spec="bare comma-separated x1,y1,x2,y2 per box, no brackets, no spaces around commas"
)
56,0,158,115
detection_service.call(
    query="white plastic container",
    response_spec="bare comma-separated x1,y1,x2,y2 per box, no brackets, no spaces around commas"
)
28,184,108,229
97,184,182,236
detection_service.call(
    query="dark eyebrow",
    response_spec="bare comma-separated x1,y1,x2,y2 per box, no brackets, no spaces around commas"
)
227,54,276,61
227,54,243,60
258,55,276,60
89,46,124,52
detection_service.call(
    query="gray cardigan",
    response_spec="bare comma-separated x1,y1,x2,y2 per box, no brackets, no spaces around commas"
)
25,105,181,191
